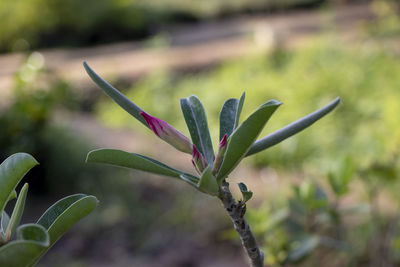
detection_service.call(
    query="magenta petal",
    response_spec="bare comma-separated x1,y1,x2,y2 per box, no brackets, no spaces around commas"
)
219,134,228,148
140,111,192,154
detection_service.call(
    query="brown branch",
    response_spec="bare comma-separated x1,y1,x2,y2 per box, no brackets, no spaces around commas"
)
219,180,264,267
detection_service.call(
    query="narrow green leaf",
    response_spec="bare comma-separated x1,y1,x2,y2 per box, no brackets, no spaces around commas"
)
238,183,253,203
86,149,199,183
180,95,214,164
217,100,282,182
5,183,29,241
219,98,239,140
247,97,340,156
1,211,10,236
179,174,199,187
0,153,38,215
83,62,149,128
234,92,245,129
198,167,219,196
0,224,49,267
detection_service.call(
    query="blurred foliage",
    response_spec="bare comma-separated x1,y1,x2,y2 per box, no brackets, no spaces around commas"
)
247,153,400,266
97,37,400,175
365,0,400,37
0,0,152,52
0,52,87,194
0,53,230,266
0,0,325,52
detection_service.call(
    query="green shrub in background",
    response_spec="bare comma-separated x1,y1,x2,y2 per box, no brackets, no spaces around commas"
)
0,0,324,52
0,0,150,52
0,53,91,194
97,38,400,174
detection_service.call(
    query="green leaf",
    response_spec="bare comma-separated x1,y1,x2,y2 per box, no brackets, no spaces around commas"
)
1,211,10,236
238,183,253,203
219,92,245,140
32,194,97,266
217,100,281,182
179,174,199,187
0,224,49,267
86,148,199,184
235,92,245,129
0,153,38,215
5,183,29,241
17,224,49,246
83,62,149,128
180,95,214,164
198,167,219,196
219,99,239,140
7,190,17,203
37,194,97,244
247,97,340,156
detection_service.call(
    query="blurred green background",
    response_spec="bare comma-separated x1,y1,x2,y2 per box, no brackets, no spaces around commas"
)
1,0,400,266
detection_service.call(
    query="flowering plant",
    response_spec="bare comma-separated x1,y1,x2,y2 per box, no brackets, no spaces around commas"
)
84,62,340,267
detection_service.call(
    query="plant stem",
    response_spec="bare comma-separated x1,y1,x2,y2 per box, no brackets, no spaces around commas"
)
219,180,264,267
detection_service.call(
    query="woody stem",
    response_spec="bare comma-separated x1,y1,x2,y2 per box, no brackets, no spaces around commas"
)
218,180,264,267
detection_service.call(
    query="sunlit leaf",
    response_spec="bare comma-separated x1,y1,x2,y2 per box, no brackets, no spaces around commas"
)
219,92,245,140
235,92,245,129
83,62,149,128
217,100,281,182
86,148,199,184
180,95,215,164
247,97,340,156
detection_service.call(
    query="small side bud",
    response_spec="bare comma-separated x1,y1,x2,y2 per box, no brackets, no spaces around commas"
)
192,145,208,174
212,134,228,175
140,111,192,154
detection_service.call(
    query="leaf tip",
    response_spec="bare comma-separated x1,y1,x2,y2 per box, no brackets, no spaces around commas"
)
85,150,96,163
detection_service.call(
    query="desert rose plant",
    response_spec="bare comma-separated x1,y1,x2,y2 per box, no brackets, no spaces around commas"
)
83,62,340,267
0,153,97,267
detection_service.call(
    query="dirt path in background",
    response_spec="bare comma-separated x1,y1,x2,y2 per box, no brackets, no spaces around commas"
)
0,3,373,99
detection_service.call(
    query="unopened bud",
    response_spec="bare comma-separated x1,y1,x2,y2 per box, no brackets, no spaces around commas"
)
212,134,228,175
140,111,192,154
192,145,208,174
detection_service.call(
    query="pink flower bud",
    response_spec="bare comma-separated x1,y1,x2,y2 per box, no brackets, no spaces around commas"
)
219,134,228,149
213,134,228,175
140,111,192,154
192,145,208,174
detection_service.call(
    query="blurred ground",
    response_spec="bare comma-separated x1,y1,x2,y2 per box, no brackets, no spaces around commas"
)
0,3,372,101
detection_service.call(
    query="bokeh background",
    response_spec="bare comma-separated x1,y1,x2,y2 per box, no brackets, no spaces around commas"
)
1,0,400,266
